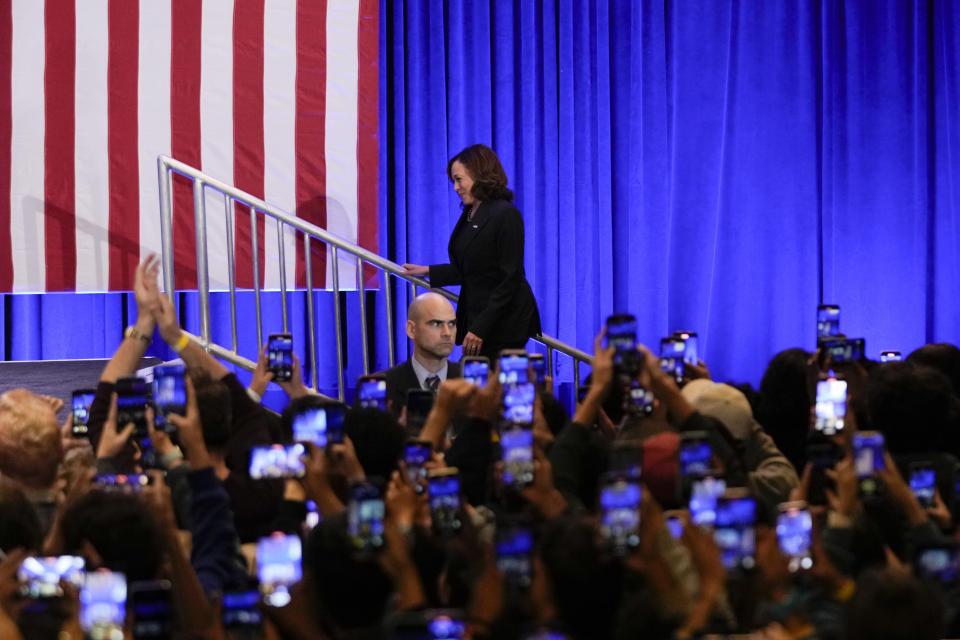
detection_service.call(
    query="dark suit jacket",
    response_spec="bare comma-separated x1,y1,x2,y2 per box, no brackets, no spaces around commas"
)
429,199,541,345
381,359,461,415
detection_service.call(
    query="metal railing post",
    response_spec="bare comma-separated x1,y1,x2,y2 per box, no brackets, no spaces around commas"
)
357,259,370,374
331,247,345,400
277,218,289,333
192,180,212,345
157,159,175,297
304,233,318,392
384,272,396,368
249,207,263,349
224,196,238,352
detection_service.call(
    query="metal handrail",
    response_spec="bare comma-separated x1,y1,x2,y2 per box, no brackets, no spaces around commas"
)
157,155,593,399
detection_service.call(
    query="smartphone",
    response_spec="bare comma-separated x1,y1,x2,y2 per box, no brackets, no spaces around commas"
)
496,522,533,589
806,438,841,507
404,440,433,493
498,350,530,385
606,314,640,377
461,356,490,387
853,431,885,496
599,475,642,555
348,481,386,552
625,380,655,418
115,376,149,439
292,404,345,447
529,353,546,386
71,389,96,438
880,350,902,363
664,510,685,539
659,337,686,385
909,462,937,509
392,610,467,640
673,330,699,367
820,337,865,364
129,579,173,639
688,475,726,529
915,546,960,584
679,431,712,478
814,377,847,435
777,501,813,572
714,491,757,571
502,381,535,427
80,570,126,635
257,533,302,607
501,427,535,489
356,376,388,410
151,363,186,433
817,304,840,340
267,333,294,382
249,444,306,479
222,589,263,631
406,389,435,436
93,474,150,492
608,440,643,479
18,556,85,598
428,468,463,536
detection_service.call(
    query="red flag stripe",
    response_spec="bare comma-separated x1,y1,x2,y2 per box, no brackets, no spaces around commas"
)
107,0,140,290
357,0,378,285
233,0,266,290
170,0,202,290
44,0,77,291
0,0,12,291
295,0,327,289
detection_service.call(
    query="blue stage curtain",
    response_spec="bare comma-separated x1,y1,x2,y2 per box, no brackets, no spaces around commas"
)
381,0,960,386
3,0,960,392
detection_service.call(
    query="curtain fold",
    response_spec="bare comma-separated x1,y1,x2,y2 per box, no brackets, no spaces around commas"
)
3,0,959,392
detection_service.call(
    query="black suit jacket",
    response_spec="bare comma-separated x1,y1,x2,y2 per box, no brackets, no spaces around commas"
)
429,199,541,345
381,359,461,415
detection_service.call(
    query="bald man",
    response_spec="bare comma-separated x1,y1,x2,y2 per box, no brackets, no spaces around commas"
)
380,292,461,413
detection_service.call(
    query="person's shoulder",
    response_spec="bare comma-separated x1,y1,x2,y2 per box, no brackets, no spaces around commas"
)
486,198,519,215
380,360,415,381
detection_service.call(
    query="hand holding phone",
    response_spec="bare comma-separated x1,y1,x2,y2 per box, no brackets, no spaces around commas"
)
257,533,302,607
428,468,463,536
267,333,294,382
292,404,345,447
18,556,85,598
80,570,126,635
356,376,388,410
606,314,639,377
462,356,490,387
501,427,535,489
348,481,386,552
853,431,885,496
777,501,813,572
152,363,186,433
814,376,847,435
71,389,96,438
599,475,641,555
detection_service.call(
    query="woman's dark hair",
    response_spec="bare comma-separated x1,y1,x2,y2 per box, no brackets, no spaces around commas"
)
447,144,513,203
757,348,812,472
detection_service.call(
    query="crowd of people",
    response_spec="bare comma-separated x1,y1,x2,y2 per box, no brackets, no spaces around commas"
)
0,255,958,640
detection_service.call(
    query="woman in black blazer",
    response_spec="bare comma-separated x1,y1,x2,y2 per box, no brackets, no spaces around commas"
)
403,144,541,358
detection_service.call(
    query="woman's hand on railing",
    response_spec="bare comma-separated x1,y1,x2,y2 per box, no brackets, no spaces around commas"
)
401,263,429,277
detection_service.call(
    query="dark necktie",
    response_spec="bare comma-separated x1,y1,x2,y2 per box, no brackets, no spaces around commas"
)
425,375,440,393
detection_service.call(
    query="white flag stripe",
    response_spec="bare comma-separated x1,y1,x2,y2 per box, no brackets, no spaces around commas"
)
5,0,374,293
73,0,111,291
200,0,234,291
137,0,172,271
263,0,298,291
324,0,360,290
10,0,46,292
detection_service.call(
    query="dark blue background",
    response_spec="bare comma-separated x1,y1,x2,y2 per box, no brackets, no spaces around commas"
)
2,1,959,394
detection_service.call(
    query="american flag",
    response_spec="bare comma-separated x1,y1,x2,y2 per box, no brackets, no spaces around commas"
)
0,0,378,293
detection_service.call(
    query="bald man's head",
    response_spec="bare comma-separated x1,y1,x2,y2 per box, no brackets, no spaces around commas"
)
406,293,457,363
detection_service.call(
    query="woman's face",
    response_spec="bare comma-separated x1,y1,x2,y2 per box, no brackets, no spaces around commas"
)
450,160,476,205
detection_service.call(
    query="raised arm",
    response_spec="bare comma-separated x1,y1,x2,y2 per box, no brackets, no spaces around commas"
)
100,255,160,383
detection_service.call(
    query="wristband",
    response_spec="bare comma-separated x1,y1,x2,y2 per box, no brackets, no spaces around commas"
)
246,387,263,404
124,325,152,346
171,333,191,354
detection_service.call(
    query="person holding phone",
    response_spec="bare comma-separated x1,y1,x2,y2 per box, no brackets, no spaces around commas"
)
402,144,541,358
380,292,462,413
